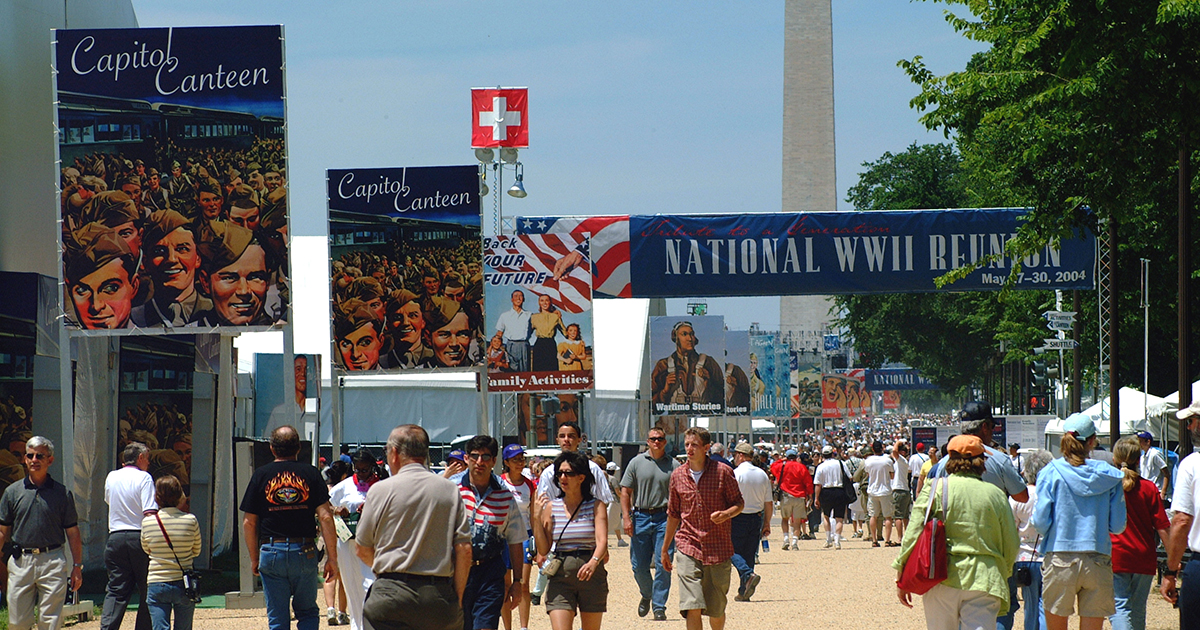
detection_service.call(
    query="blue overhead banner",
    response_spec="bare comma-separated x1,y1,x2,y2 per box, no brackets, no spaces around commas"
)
629,209,1094,296
863,368,939,391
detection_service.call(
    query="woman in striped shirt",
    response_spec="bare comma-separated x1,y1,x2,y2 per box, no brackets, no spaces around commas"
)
533,451,608,630
140,475,201,630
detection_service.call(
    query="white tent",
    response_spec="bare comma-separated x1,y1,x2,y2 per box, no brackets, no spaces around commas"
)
1146,379,1200,441
1044,387,1172,442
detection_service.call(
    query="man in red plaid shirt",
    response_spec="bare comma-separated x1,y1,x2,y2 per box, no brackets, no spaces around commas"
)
662,427,744,630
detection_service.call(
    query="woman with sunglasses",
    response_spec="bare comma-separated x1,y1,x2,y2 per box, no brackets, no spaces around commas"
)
533,451,608,630
500,444,536,630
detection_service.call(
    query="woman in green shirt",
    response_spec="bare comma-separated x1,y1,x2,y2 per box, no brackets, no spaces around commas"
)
894,435,1019,630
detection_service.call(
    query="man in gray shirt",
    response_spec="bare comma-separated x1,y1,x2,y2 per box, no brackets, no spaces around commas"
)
619,425,677,621
0,436,84,630
356,425,471,630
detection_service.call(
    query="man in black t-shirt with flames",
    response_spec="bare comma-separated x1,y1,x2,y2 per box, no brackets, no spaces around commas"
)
240,426,339,630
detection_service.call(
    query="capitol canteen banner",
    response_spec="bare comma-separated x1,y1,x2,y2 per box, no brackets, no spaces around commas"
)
55,26,290,333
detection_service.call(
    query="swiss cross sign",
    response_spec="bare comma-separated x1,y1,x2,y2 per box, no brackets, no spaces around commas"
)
472,87,529,148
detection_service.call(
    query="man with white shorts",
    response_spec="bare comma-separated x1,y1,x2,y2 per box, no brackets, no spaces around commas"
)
863,440,895,547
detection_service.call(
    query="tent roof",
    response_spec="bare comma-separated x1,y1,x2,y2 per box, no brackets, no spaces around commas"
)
1045,387,1175,440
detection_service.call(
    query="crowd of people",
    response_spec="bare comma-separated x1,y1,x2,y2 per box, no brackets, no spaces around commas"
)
59,138,290,330
14,400,1200,630
330,241,484,371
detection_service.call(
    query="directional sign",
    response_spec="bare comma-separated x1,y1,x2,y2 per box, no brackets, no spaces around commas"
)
1047,321,1074,331
1043,338,1080,350
1043,311,1077,321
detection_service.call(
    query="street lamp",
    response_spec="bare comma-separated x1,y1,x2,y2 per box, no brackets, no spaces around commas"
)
476,149,527,234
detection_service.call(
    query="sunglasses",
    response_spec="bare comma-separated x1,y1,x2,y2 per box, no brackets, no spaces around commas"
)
466,453,495,463
25,453,49,461
557,469,585,478
647,437,666,443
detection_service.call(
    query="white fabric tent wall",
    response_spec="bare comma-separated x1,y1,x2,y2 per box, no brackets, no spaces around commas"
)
1044,387,1173,441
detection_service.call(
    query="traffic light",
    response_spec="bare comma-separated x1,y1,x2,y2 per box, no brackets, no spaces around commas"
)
1031,349,1048,388
1030,394,1051,413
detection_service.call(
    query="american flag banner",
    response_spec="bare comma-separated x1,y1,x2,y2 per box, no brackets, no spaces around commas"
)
486,234,592,313
517,215,631,299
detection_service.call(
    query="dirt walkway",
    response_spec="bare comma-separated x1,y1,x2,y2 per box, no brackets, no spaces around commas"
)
72,530,1180,630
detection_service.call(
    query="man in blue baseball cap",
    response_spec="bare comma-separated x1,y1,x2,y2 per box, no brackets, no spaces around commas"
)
1136,431,1170,499
443,449,467,480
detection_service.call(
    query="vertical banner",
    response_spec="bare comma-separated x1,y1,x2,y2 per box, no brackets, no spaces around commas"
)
254,353,320,437
55,26,290,332
723,331,751,416
774,345,790,418
327,166,482,372
484,235,593,392
791,353,822,418
822,371,869,419
748,333,776,416
649,316,725,416
882,390,901,410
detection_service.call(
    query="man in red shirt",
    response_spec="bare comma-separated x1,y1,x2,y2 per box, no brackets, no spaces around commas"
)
662,427,743,630
774,449,814,549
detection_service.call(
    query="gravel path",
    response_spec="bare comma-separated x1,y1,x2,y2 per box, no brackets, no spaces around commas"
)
70,528,1180,630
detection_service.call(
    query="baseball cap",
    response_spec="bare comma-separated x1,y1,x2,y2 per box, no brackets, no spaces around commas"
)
1178,400,1200,421
606,462,618,472
821,445,834,455
785,449,798,458
947,435,984,457
1064,413,1097,439
447,449,465,462
502,444,525,460
733,443,754,456
915,442,926,452
1135,431,1153,441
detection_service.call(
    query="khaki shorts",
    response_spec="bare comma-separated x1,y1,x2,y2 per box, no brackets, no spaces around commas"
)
892,489,912,520
779,494,807,519
676,553,731,618
545,555,608,614
868,493,894,519
1041,552,1115,618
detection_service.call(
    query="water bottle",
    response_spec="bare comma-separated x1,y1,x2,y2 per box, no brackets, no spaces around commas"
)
761,536,770,552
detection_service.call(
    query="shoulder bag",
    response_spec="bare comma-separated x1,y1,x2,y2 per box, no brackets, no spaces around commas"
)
838,460,858,504
896,476,948,595
154,513,202,604
541,499,584,578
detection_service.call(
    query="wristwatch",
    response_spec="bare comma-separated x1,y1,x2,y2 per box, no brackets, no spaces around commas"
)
1165,568,1179,578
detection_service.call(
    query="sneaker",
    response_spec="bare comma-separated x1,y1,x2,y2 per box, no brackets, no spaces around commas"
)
617,539,630,548
327,608,339,626
835,538,842,550
337,612,350,626
530,594,541,606
781,541,790,551
743,573,761,600
852,531,863,538
638,597,651,617
822,538,833,549
734,592,748,602
653,609,667,621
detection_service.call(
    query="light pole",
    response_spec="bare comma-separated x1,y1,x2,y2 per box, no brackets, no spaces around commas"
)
475,147,526,236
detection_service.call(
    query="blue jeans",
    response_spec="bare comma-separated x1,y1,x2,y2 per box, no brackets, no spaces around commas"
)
1015,561,1045,630
630,510,672,613
146,581,194,630
729,512,762,592
259,541,320,630
1111,572,1152,630
997,570,1019,630
1181,557,1200,630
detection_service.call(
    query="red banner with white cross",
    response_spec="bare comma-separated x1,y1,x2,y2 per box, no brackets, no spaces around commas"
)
471,87,529,148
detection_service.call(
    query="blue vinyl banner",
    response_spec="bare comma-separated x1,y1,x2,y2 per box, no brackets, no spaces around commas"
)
863,368,939,391
628,209,1095,297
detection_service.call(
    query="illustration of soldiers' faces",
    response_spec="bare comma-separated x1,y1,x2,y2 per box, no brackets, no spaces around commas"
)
337,322,383,371
147,172,162,191
7,436,29,461
172,439,192,468
171,165,183,179
120,180,143,209
199,244,269,325
247,169,265,191
675,324,697,353
147,226,201,296
749,352,759,373
387,299,425,346
511,290,524,311
71,258,139,329
294,355,309,400
468,262,481,277
197,190,223,221
363,294,386,322
443,283,465,303
112,221,143,261
428,311,471,367
264,170,283,192
229,203,261,232
422,274,440,297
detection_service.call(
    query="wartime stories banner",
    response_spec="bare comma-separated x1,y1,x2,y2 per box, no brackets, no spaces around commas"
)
724,331,751,416
327,166,482,372
520,209,1096,298
55,26,290,333
484,235,593,392
649,316,725,416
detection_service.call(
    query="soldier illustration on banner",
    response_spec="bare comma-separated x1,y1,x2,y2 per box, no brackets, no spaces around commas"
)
255,354,320,437
327,166,483,372
791,352,822,417
723,331,751,416
649,316,725,416
484,234,593,392
822,370,871,419
54,26,291,332
748,333,778,416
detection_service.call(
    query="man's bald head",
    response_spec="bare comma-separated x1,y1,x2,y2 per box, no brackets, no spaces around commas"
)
387,424,428,462
270,425,300,459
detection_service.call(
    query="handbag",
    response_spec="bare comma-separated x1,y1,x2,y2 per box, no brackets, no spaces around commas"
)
154,513,202,604
838,460,857,504
896,476,948,595
541,499,584,578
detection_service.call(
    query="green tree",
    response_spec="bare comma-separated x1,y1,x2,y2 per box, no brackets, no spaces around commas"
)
846,142,967,211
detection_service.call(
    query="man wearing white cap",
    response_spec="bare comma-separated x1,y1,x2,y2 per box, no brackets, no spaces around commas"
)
1162,400,1200,627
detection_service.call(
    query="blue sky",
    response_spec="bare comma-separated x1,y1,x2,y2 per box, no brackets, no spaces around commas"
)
133,0,986,330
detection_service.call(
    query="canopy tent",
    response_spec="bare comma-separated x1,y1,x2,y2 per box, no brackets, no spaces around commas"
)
1044,387,1173,442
